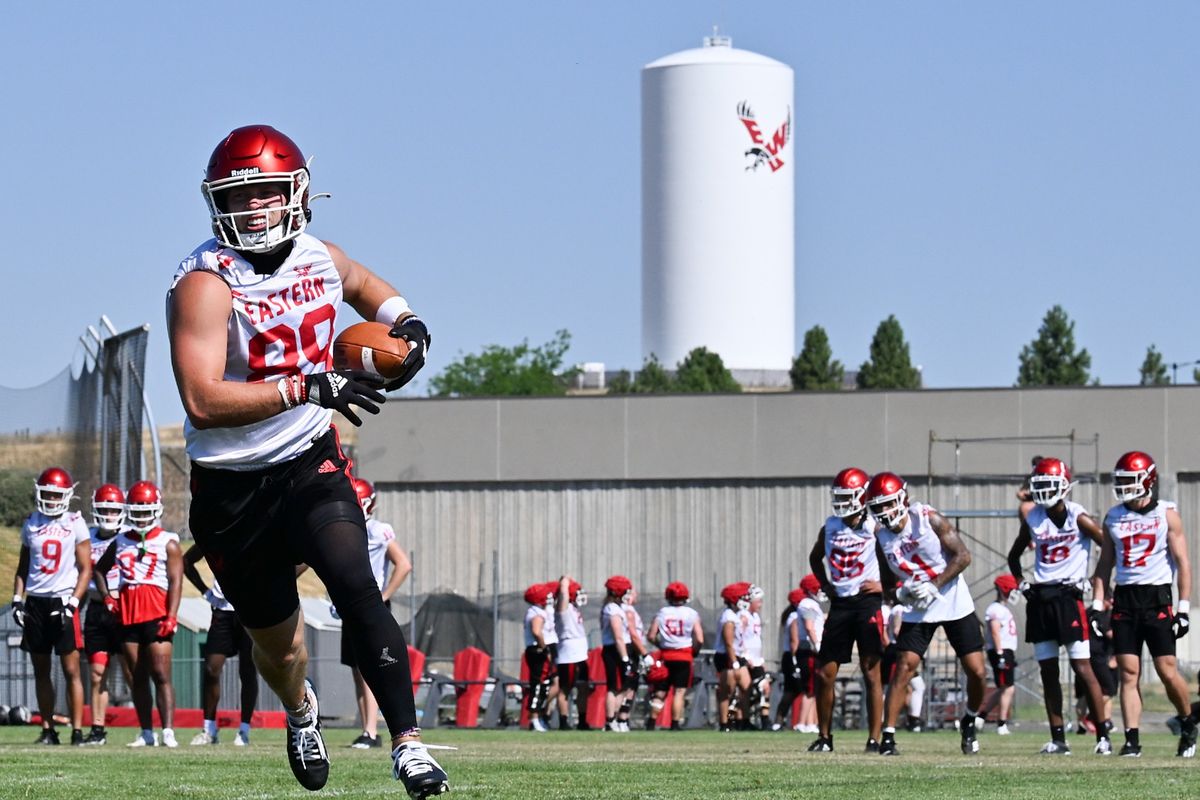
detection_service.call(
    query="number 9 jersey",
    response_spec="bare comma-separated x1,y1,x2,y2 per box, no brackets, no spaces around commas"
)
167,233,343,469
20,511,89,597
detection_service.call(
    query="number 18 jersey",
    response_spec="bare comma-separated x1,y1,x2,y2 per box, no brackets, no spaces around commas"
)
1025,501,1091,584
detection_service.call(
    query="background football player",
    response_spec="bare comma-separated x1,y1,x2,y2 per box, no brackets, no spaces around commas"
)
620,587,652,728
740,585,772,730
772,586,805,732
647,581,703,731
977,574,1020,735
554,575,591,730
600,575,636,731
714,582,752,732
522,582,557,732
793,576,825,734
82,483,132,745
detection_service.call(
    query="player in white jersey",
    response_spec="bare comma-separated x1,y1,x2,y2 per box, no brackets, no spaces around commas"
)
1095,451,1196,758
865,472,988,757
647,581,704,730
977,574,1020,735
714,581,753,731
807,468,888,752
82,484,133,746
620,588,651,727
772,587,806,732
794,576,827,734
169,126,445,795
1006,457,1112,755
523,582,558,732
737,586,772,730
11,467,91,746
94,481,182,748
554,575,592,730
600,575,636,731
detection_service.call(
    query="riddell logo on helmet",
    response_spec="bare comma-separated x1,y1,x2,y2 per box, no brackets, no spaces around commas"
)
229,167,261,177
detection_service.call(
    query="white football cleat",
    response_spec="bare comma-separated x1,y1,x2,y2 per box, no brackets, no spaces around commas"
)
161,729,178,749
996,723,1011,736
393,741,450,798
234,731,250,746
127,731,158,748
190,731,218,746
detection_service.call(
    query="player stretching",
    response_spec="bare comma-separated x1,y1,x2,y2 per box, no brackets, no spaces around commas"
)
82,484,132,745
1006,457,1112,755
808,468,887,753
866,472,988,756
647,581,703,730
1095,451,1197,757
168,125,446,796
554,576,591,730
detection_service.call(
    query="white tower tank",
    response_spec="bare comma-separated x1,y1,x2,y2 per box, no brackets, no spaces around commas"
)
642,34,795,382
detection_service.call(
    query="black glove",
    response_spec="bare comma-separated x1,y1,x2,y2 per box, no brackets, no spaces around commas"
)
995,653,1007,670
304,369,386,427
621,657,636,680
12,600,24,629
1173,612,1190,640
1089,612,1108,641
387,315,431,391
55,596,76,620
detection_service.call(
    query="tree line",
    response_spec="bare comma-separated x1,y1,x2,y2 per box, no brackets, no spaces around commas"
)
423,306,1180,397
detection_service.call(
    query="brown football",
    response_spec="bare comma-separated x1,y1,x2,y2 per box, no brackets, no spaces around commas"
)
332,321,412,380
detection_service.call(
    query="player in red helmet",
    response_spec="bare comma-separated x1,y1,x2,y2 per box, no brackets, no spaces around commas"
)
600,575,636,731
12,467,91,746
714,581,753,731
790,577,827,734
1007,457,1112,755
977,574,1021,735
1096,451,1196,757
807,468,888,752
554,575,591,730
647,581,703,730
523,582,558,732
169,125,444,795
866,472,988,756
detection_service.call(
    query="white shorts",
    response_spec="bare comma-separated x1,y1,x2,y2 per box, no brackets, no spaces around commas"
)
1033,639,1091,661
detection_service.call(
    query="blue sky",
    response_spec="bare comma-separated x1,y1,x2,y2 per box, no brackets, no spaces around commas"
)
4,2,1198,424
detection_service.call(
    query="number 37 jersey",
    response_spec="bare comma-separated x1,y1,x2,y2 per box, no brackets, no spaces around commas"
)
168,234,343,469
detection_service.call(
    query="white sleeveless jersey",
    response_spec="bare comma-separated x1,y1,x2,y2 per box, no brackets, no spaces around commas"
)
168,234,343,469
780,609,799,655
876,502,975,623
654,605,700,651
555,603,588,664
88,527,121,600
796,597,825,650
365,518,396,591
1026,501,1092,584
1104,500,1177,586
114,528,180,591
600,601,630,646
714,607,741,654
623,602,645,646
204,578,234,612
824,514,881,596
984,602,1018,651
21,511,89,597
740,611,765,666
541,606,558,645
523,605,547,648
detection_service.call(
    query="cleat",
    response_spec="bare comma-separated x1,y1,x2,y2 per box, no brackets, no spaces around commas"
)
70,729,85,747
606,720,622,732
996,723,1011,736
35,728,60,746
807,736,833,752
879,739,900,756
83,728,107,746
234,731,251,746
393,741,450,798
127,732,158,747
770,722,784,732
961,731,979,754
1119,741,1142,758
530,717,548,733
1094,737,1112,756
575,721,592,731
191,731,219,746
285,680,330,791
350,733,382,749
1179,719,1198,758
161,729,178,748
865,739,880,754
1040,740,1071,755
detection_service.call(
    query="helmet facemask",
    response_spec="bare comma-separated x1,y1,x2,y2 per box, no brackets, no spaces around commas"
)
1112,470,1150,503
92,501,125,533
831,485,866,518
126,500,162,533
867,489,908,530
203,171,310,253
35,483,74,517
573,590,588,608
1030,474,1071,506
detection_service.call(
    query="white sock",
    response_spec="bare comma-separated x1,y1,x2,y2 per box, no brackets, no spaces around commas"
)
204,719,218,736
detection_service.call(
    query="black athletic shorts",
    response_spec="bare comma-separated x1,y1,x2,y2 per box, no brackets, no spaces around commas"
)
1112,584,1176,658
123,618,173,645
20,595,82,655
206,608,253,659
713,652,736,672
602,644,633,693
189,428,364,630
794,649,818,696
1025,583,1088,645
881,643,898,683
557,659,589,690
987,649,1016,688
84,598,123,656
524,644,556,685
664,660,693,690
895,613,984,658
818,593,885,665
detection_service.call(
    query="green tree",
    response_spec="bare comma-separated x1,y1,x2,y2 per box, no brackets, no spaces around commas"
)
606,354,675,394
857,316,921,390
428,329,579,396
0,468,37,527
1139,345,1169,386
674,347,741,393
1016,305,1092,387
790,325,845,390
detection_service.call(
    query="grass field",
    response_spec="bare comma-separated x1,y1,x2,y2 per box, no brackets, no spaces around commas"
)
3,726,1199,799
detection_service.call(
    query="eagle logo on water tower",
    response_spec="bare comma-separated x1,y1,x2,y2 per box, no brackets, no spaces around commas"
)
737,101,791,173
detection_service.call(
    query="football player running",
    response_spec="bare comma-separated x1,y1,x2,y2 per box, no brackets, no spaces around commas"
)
554,576,591,730
714,582,753,731
807,468,888,753
1094,451,1196,758
866,472,988,756
1006,457,1112,755
977,574,1020,735
11,467,92,745
647,581,703,731
168,126,445,796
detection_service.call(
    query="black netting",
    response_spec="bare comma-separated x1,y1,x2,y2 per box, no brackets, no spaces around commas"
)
98,326,148,491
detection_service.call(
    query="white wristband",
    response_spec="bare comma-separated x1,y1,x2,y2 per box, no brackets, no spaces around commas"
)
375,296,412,326
67,596,79,609
12,594,21,604
1092,599,1105,612
1180,600,1190,615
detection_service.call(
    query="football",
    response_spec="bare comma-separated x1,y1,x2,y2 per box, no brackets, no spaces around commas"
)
332,321,412,380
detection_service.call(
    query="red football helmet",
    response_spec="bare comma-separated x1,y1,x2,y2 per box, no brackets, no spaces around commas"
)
92,484,126,532
201,125,312,253
865,471,909,529
353,478,376,517
34,467,75,517
1029,457,1073,506
720,581,752,609
664,581,690,603
831,467,870,517
605,575,633,597
787,588,805,606
1113,451,1157,503
800,573,823,598
125,481,163,532
568,581,587,607
524,582,555,607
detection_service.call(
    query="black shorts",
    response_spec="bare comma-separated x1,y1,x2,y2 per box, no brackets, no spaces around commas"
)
1112,584,1176,658
749,665,767,685
602,644,633,693
713,652,736,672
895,613,984,659
1025,584,1088,646
881,644,898,683
664,660,693,690
557,660,589,689
206,608,253,659
84,599,123,656
123,618,174,645
524,644,556,685
189,428,364,630
987,649,1016,687
794,649,818,696
20,596,82,655
818,593,885,665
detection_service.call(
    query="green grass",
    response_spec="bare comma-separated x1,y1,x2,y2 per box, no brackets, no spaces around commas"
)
3,726,1200,799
